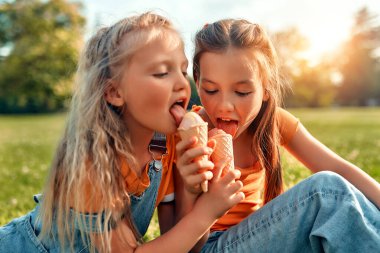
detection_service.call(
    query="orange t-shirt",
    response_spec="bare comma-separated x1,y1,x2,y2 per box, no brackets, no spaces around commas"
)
120,135,176,207
191,106,299,231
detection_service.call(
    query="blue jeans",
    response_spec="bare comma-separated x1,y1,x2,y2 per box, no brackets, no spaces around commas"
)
201,171,380,253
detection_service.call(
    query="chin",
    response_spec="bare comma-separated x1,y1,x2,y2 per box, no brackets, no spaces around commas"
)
159,125,177,135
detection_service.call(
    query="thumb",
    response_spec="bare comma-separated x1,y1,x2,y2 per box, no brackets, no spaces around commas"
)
212,157,231,181
207,139,216,150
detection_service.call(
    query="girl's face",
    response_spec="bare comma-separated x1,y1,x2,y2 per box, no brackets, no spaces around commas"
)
117,34,190,134
197,47,267,139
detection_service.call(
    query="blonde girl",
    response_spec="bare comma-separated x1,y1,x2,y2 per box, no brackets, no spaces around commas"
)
0,13,243,253
176,19,380,252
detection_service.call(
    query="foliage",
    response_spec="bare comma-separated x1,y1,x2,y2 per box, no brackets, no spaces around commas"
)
285,60,335,107
336,7,380,106
187,77,201,109
273,27,336,107
0,0,85,113
273,7,380,108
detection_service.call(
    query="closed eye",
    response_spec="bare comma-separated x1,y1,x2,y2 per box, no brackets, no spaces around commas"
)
153,72,168,78
203,89,218,95
235,91,252,97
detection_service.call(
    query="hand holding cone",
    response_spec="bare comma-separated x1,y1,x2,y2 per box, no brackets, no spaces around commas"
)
178,112,209,192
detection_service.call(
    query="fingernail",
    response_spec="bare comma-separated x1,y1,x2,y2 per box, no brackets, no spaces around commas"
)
205,171,213,179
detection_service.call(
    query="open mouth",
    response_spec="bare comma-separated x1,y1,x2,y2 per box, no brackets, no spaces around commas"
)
170,99,186,127
216,118,238,137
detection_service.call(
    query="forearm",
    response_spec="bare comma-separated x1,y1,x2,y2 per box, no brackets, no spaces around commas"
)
175,189,198,221
286,125,380,208
174,174,210,251
332,159,380,208
136,206,215,253
190,230,210,253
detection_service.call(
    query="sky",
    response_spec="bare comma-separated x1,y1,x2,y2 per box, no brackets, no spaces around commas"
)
82,0,380,66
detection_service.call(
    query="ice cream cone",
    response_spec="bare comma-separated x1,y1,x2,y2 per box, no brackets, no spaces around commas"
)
209,128,234,174
178,112,209,192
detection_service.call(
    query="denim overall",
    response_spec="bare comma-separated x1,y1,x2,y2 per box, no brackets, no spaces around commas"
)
201,171,380,253
131,159,162,236
0,160,163,253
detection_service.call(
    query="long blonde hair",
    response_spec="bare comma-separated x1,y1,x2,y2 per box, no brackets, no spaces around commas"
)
193,19,285,204
39,12,181,252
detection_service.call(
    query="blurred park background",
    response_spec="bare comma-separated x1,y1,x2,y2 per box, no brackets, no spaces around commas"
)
1,0,380,240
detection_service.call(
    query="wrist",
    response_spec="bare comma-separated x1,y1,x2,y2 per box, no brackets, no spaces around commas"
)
191,202,217,228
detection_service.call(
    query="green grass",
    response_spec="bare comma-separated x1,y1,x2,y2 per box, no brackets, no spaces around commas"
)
0,114,66,225
282,107,380,187
1,107,379,240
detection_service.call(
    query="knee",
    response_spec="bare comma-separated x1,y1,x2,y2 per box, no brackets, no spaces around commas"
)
308,171,349,189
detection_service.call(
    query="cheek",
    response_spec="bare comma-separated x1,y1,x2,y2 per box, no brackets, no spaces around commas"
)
238,96,262,117
199,94,217,111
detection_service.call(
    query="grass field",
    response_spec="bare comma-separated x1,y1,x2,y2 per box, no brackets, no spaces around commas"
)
1,107,379,240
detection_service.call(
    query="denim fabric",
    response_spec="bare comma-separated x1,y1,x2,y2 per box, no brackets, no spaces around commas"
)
0,160,163,252
131,160,162,236
201,171,380,253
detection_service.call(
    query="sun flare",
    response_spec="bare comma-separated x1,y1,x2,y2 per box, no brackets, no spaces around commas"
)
299,15,352,64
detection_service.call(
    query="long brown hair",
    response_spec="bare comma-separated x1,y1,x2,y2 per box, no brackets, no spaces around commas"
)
193,19,284,204
39,12,182,252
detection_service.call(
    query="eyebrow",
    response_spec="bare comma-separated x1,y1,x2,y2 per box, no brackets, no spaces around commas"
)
201,78,254,86
201,78,216,84
236,80,254,85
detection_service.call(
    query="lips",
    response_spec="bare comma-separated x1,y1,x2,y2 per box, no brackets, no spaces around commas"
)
216,118,238,137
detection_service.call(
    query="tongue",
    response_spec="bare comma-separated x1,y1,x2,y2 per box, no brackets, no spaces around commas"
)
217,120,238,137
170,104,186,127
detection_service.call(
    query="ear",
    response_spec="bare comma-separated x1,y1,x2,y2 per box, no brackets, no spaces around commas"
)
263,89,270,101
104,81,124,107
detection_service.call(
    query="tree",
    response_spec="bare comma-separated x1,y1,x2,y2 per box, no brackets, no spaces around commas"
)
273,27,336,107
286,60,335,107
336,7,380,106
0,0,85,113
187,77,201,110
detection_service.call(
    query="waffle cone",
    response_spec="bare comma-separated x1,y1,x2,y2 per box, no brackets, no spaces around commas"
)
209,133,234,173
178,123,209,192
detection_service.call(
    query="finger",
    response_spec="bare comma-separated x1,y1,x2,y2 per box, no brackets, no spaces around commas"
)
212,158,230,180
233,169,241,180
207,139,216,150
219,167,238,184
229,191,245,206
225,180,243,195
180,146,213,165
178,160,214,177
185,171,213,186
176,136,198,156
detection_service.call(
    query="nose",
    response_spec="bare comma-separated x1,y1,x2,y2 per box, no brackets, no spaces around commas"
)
218,92,234,113
173,71,189,92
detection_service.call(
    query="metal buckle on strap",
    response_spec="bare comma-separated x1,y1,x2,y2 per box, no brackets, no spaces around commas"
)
148,132,168,172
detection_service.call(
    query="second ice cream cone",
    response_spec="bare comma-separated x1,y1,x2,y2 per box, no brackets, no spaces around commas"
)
209,128,234,174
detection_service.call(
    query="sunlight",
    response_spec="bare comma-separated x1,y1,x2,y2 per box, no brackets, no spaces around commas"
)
299,16,352,64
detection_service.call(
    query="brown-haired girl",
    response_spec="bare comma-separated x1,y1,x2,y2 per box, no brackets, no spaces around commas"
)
176,19,380,252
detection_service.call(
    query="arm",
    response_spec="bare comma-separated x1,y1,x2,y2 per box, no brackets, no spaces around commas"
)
157,201,175,234
104,204,217,253
174,164,211,253
174,136,215,252
106,160,243,253
285,123,380,207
